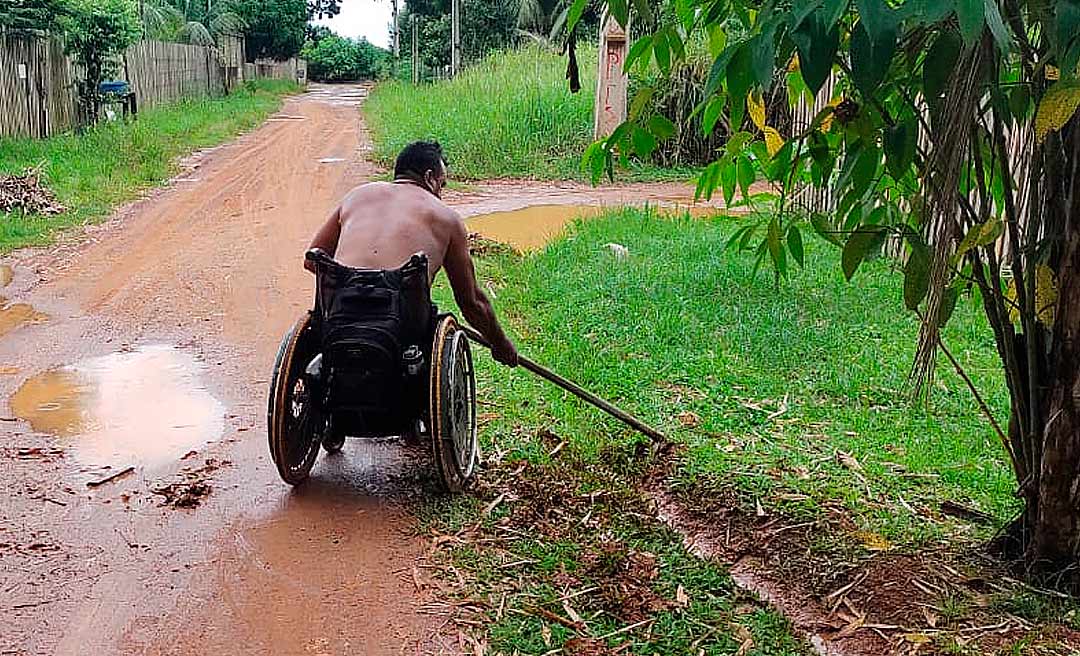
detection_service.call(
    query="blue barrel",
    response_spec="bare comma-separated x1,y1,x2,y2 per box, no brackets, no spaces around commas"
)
99,80,130,95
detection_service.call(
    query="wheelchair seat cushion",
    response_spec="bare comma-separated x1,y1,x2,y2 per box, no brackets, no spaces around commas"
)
308,250,435,436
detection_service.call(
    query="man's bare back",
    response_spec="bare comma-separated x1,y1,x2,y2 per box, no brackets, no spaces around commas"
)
312,181,453,276
306,141,518,366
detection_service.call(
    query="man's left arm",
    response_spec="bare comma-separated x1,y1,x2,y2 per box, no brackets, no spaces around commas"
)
305,207,341,273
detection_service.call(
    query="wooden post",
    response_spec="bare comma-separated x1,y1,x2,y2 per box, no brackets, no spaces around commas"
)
450,0,460,76
411,15,419,84
392,0,400,59
593,13,630,139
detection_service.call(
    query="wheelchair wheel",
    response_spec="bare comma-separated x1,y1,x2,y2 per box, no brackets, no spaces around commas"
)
268,312,323,485
430,315,478,493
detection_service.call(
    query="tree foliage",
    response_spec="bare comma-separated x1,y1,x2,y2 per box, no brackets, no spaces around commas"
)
231,0,308,60
0,0,67,33
400,0,519,71
303,33,390,81
577,0,1080,583
62,0,141,123
139,0,246,47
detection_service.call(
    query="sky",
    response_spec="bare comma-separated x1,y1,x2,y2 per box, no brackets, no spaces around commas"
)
313,0,394,49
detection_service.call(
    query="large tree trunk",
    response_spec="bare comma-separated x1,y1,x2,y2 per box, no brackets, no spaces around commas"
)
1028,130,1080,583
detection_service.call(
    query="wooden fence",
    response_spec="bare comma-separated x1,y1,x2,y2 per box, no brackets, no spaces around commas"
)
0,31,303,139
0,32,78,139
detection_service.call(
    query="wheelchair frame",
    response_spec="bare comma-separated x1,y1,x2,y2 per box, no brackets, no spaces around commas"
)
267,308,478,492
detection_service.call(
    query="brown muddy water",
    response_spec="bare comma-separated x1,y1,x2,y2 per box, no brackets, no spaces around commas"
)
464,202,726,250
10,344,225,468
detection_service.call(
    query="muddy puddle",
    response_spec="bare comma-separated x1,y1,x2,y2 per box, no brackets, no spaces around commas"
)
464,202,726,250
0,299,48,337
0,264,13,288
10,344,225,468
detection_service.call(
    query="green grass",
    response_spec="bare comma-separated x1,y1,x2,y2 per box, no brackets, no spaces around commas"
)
436,207,1017,547
364,46,689,181
0,79,300,252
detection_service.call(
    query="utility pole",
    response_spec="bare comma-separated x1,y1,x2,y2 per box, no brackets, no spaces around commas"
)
412,14,419,84
450,0,460,76
392,0,400,59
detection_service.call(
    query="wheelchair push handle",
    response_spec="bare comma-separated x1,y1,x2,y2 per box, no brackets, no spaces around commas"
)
459,325,669,445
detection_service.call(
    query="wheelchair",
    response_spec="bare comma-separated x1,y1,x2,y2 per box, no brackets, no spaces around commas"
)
267,249,478,492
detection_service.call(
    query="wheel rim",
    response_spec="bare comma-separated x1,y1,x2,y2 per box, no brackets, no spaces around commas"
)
447,331,477,479
285,375,320,477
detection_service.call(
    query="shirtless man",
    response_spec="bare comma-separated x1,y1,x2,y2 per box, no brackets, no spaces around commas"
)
306,140,518,367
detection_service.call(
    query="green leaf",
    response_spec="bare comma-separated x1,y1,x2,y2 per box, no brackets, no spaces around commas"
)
727,44,755,128
565,0,589,32
695,161,723,201
842,226,885,280
903,236,931,310
955,0,986,46
625,36,653,73
751,23,779,88
788,224,805,266
705,45,739,98
1008,85,1031,120
790,0,825,31
629,87,654,122
653,29,672,74
708,24,728,58
720,158,738,206
609,0,630,27
924,31,962,104
822,0,851,29
737,155,755,201
938,286,960,328
725,225,754,251
984,0,1010,50
811,212,843,245
767,217,787,275
883,118,918,179
631,125,658,157
702,95,727,135
855,0,894,44
790,12,839,95
582,141,607,184
849,146,881,198
648,115,677,139
850,20,896,94
631,0,655,27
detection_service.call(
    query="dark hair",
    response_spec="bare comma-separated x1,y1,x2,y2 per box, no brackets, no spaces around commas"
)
394,140,445,181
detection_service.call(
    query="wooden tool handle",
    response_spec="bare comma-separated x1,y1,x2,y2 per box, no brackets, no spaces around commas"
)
460,325,668,443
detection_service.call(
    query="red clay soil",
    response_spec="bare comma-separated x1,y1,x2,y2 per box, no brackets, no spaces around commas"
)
0,84,718,655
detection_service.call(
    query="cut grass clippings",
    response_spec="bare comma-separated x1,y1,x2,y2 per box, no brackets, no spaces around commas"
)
364,46,691,182
0,79,301,253
423,206,1079,654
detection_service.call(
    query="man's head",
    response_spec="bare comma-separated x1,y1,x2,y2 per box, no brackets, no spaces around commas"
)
394,140,447,197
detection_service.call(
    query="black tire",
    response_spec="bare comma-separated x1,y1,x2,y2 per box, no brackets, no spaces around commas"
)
322,428,346,454
430,315,478,493
268,312,323,485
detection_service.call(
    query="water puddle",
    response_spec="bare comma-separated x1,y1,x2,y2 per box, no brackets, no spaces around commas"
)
0,264,13,288
10,345,225,468
0,298,48,338
464,202,728,251
465,205,606,250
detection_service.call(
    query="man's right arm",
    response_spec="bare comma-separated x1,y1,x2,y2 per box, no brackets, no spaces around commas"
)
442,215,518,367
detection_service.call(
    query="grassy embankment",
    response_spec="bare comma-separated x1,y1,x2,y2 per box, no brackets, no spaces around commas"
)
364,46,690,182
0,79,300,253
419,210,1079,654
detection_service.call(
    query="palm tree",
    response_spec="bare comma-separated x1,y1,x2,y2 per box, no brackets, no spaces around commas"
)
516,0,568,45
140,0,245,45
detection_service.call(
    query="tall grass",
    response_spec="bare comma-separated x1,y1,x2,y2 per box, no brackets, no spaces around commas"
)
365,46,601,180
440,207,1016,546
0,80,299,252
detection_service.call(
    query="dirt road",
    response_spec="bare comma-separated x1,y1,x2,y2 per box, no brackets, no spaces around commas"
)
0,84,705,655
